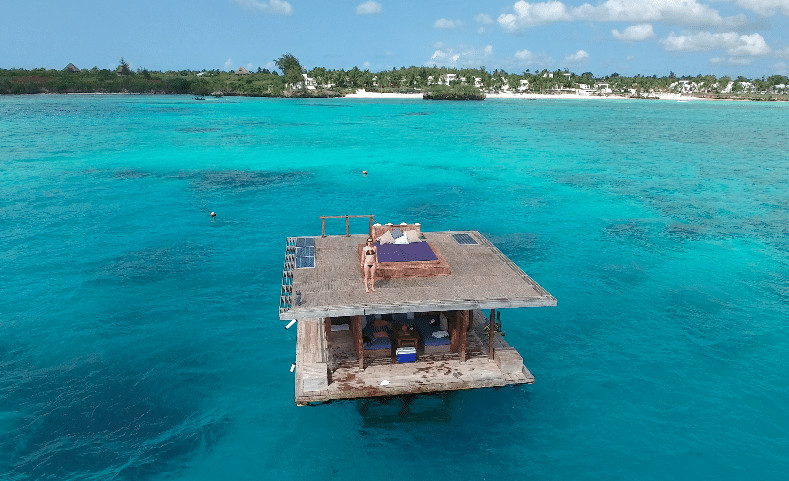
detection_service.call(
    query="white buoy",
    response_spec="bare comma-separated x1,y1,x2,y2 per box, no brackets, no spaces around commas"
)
290,363,296,373
210,211,216,217
285,319,297,329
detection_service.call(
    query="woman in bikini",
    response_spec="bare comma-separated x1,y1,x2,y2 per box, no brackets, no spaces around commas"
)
361,238,378,293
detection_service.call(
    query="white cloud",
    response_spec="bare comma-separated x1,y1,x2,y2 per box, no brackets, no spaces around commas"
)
431,49,461,65
661,32,771,56
434,18,464,29
475,13,494,24
776,46,789,59
356,1,382,15
611,23,655,42
429,45,491,66
498,0,744,31
563,49,590,65
499,1,571,30
478,27,487,33
513,48,553,67
727,57,754,65
232,0,293,15
710,56,751,65
515,48,536,61
735,0,789,16
224,58,233,70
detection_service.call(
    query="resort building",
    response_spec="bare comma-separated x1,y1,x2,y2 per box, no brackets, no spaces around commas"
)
280,217,556,405
234,66,251,75
302,73,317,90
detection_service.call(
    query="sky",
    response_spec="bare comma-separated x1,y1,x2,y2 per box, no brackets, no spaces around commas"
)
2,0,788,77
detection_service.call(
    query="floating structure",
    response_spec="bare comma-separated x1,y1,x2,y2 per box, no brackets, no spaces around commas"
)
280,216,556,405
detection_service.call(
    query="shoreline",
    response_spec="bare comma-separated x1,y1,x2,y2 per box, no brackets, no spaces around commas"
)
17,90,780,102
343,89,715,101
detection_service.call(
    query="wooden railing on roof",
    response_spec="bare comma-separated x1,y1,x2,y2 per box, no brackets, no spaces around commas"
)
320,215,376,238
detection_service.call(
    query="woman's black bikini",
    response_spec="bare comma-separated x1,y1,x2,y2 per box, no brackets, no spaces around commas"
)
364,247,376,267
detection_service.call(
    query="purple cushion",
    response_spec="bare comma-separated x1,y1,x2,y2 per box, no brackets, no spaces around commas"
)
377,244,406,262
400,242,438,261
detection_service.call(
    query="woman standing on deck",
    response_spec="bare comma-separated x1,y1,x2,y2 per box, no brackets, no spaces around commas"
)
362,238,378,293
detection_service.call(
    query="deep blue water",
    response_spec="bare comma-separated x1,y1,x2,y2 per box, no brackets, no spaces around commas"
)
1,95,788,480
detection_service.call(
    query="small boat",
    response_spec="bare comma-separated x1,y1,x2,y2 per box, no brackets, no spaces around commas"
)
193,96,205,100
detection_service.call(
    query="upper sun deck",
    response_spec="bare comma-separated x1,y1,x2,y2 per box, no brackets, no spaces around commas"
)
279,230,556,320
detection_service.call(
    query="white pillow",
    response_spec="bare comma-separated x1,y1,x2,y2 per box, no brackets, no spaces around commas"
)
377,231,395,244
404,229,421,243
394,234,409,244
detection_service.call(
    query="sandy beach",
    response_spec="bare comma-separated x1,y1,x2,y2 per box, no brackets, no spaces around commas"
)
344,89,707,101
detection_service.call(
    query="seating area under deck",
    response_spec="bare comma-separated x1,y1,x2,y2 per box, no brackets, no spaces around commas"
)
295,310,533,405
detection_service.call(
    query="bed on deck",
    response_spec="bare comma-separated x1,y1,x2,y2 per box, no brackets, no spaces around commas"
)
358,223,451,279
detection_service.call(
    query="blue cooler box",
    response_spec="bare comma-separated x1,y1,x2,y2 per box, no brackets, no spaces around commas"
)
396,347,417,363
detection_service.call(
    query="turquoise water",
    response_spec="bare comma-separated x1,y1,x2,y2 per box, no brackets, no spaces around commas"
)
2,95,788,480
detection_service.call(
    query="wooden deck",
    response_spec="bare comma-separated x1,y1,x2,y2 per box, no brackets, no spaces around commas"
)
295,310,534,405
280,230,556,320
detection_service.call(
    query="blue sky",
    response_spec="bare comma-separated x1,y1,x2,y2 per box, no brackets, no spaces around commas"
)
2,0,788,77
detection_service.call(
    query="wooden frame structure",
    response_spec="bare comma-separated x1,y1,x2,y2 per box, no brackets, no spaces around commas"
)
280,221,556,405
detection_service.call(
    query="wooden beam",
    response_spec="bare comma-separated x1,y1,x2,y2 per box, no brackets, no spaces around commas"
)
346,215,350,236
489,309,495,360
321,217,326,237
459,309,468,362
352,315,364,369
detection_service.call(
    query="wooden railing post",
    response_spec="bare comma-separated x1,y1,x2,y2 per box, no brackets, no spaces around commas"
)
368,216,373,236
321,217,326,238
345,215,350,236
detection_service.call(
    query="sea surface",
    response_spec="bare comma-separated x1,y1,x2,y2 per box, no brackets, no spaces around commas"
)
1,95,788,480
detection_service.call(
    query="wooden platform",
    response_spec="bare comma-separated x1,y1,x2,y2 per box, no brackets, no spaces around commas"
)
295,310,534,405
280,230,556,320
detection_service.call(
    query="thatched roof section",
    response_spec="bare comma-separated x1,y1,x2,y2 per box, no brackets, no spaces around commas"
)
64,63,80,72
234,66,251,75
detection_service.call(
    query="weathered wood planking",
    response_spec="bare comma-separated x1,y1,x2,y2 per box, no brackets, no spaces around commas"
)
281,231,556,320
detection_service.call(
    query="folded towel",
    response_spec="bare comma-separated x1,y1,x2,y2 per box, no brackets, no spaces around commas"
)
432,330,449,338
331,324,350,332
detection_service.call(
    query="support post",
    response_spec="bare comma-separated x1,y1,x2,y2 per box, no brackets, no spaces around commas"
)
345,215,350,236
352,315,364,369
368,216,373,237
324,318,333,384
459,310,468,362
321,217,326,238
489,309,495,360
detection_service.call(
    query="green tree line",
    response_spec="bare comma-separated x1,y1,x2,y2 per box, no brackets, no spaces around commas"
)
2,55,787,97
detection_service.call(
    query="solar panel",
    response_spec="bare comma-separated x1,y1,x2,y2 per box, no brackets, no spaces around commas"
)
294,238,315,268
452,233,478,245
